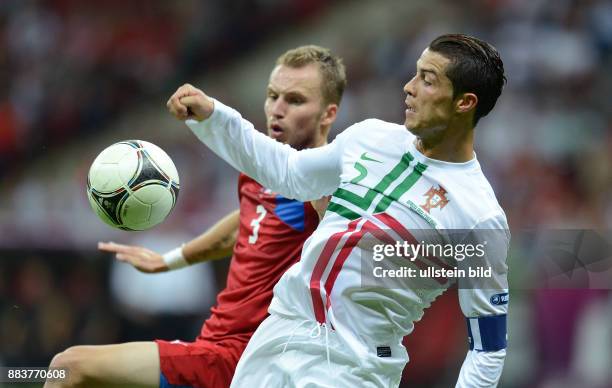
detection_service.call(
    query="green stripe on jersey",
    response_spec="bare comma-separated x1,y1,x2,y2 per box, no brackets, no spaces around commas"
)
327,201,361,220
334,152,413,210
350,162,368,184
327,152,428,220
373,162,427,213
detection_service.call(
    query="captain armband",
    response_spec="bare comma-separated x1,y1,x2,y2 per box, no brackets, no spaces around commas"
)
466,314,507,351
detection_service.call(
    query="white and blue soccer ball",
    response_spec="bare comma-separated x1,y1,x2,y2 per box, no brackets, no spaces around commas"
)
87,140,180,231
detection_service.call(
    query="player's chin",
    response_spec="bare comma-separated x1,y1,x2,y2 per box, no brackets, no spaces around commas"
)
269,130,285,142
404,118,418,132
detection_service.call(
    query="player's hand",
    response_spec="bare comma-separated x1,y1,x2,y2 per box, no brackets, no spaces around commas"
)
98,242,169,273
166,83,214,122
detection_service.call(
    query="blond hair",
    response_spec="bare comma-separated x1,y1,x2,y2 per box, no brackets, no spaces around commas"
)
276,45,346,106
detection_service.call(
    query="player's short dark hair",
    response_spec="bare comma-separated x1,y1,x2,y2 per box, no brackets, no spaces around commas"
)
429,34,506,126
276,45,346,106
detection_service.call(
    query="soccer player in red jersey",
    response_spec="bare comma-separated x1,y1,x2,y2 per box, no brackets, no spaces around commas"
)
45,45,346,388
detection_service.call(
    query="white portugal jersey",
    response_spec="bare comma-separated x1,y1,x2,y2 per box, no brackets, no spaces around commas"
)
188,100,510,386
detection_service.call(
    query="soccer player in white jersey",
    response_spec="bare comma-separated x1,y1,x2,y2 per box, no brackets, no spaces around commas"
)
168,34,509,387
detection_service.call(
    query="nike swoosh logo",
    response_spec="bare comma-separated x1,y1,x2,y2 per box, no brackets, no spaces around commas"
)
360,152,382,163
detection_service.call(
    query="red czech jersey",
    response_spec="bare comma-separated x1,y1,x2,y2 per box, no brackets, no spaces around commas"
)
198,173,319,343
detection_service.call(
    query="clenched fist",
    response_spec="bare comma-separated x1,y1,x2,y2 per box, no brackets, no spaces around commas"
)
166,83,214,121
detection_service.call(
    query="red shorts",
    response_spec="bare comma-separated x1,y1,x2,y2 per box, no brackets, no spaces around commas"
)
156,338,247,388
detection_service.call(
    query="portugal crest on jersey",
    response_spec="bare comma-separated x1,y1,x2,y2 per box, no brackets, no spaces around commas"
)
420,185,449,213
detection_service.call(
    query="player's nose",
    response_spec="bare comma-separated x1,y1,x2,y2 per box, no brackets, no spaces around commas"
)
404,76,416,97
270,98,286,118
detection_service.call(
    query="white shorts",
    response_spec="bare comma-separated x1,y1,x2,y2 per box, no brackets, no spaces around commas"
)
230,313,406,388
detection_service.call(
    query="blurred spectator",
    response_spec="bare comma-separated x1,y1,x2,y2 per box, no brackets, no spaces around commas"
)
109,232,217,316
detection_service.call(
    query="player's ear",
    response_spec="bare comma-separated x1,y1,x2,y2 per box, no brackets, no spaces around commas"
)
320,103,338,127
455,93,478,115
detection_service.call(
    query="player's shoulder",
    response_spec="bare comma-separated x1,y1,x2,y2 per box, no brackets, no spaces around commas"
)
336,119,410,145
437,165,507,228
464,179,508,229
238,173,264,196
350,118,405,133
238,172,258,186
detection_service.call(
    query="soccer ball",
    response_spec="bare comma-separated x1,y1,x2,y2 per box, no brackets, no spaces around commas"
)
87,140,180,231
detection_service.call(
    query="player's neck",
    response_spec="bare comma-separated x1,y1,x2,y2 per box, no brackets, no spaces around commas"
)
315,139,328,148
416,124,475,163
311,134,328,148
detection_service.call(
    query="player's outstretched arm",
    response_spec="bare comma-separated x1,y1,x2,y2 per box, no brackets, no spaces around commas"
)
167,84,344,202
166,83,214,121
182,209,239,263
98,209,239,272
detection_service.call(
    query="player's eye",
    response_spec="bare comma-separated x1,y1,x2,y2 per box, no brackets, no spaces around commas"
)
267,91,278,100
420,75,432,87
288,97,304,105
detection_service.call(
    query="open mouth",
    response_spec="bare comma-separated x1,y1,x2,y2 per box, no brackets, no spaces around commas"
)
269,123,284,139
405,101,416,113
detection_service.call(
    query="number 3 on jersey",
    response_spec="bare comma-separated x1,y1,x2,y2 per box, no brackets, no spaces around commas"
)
248,205,267,244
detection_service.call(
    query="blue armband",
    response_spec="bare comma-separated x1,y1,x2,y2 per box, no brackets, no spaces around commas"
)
466,314,507,351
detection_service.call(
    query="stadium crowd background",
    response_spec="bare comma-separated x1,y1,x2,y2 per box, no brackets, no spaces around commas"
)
0,0,610,387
